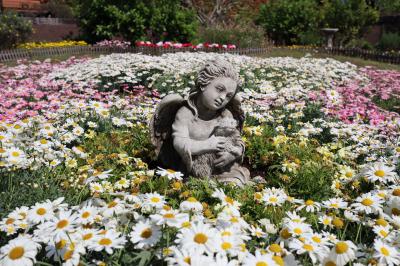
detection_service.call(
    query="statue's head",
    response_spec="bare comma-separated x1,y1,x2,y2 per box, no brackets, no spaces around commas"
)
188,60,241,116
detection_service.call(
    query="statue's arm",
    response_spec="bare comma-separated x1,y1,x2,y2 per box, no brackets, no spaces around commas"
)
172,107,215,156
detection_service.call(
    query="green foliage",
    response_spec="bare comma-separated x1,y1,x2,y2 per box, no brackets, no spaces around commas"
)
256,0,322,45
0,12,33,50
72,0,198,43
374,0,400,14
376,32,400,51
321,0,379,46
345,38,375,50
195,24,267,48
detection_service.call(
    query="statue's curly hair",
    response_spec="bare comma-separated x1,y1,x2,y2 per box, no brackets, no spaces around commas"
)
187,60,241,119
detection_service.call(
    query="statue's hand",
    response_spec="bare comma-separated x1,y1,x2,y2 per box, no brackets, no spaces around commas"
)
214,151,236,168
208,135,227,152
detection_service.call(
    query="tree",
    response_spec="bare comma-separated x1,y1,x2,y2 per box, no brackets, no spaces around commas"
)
256,0,322,45
181,0,268,27
72,0,198,43
321,0,379,46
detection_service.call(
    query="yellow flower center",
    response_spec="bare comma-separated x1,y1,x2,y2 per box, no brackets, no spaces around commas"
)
82,211,91,219
332,217,344,228
163,213,175,219
374,170,385,177
312,236,321,243
256,262,268,266
166,169,176,174
194,233,208,244
151,197,160,203
330,203,339,208
303,244,314,251
325,261,337,266
379,230,388,237
184,257,191,264
187,197,197,202
83,233,93,240
272,255,284,266
181,221,191,228
225,196,234,205
221,231,232,237
40,139,48,144
269,197,278,203
381,247,390,256
269,243,282,253
57,219,69,229
63,250,74,260
254,192,262,200
56,239,67,250
141,228,153,239
11,151,20,157
293,228,303,235
221,242,232,250
392,208,400,216
108,201,118,208
8,246,24,260
230,217,239,223
36,208,46,215
376,218,388,227
345,171,353,178
280,228,292,239
305,199,314,206
99,238,112,246
392,189,400,197
335,242,349,254
6,218,15,225
361,198,374,206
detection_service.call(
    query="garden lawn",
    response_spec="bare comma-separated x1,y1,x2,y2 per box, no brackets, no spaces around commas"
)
0,52,399,266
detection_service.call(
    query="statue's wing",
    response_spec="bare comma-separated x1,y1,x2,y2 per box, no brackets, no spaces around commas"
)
226,95,245,132
150,93,185,156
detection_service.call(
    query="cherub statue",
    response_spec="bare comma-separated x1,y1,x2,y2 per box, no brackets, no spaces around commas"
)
150,59,250,186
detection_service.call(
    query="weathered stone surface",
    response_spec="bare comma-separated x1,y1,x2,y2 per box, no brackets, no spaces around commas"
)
150,59,251,186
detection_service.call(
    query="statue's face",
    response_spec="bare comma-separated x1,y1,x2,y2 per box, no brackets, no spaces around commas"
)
199,77,237,111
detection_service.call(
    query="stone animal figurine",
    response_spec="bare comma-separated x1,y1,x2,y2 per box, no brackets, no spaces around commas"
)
150,59,250,186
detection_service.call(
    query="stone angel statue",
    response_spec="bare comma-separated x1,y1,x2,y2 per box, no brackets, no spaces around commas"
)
150,60,250,186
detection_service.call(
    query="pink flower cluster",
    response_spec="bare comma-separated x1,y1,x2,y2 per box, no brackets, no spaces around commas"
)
94,40,131,49
135,41,236,49
0,58,120,122
320,67,400,125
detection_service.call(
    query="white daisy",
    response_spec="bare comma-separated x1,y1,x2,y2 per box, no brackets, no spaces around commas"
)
327,240,357,266
89,229,126,254
0,236,41,266
129,220,161,249
351,192,383,214
322,198,348,210
296,199,321,213
28,202,54,224
150,209,189,228
373,239,400,266
176,221,220,254
362,161,397,184
142,192,166,209
242,249,278,266
156,167,183,180
179,197,203,213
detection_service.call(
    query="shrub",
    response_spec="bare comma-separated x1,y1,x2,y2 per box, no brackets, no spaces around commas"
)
321,0,379,46
376,32,400,51
0,12,33,50
256,0,322,45
73,0,198,43
195,24,268,48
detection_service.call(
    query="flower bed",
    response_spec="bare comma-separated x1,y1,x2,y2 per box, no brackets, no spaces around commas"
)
17,41,88,49
0,52,399,266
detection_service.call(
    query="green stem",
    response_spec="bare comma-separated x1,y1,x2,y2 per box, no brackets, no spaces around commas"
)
355,223,362,243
